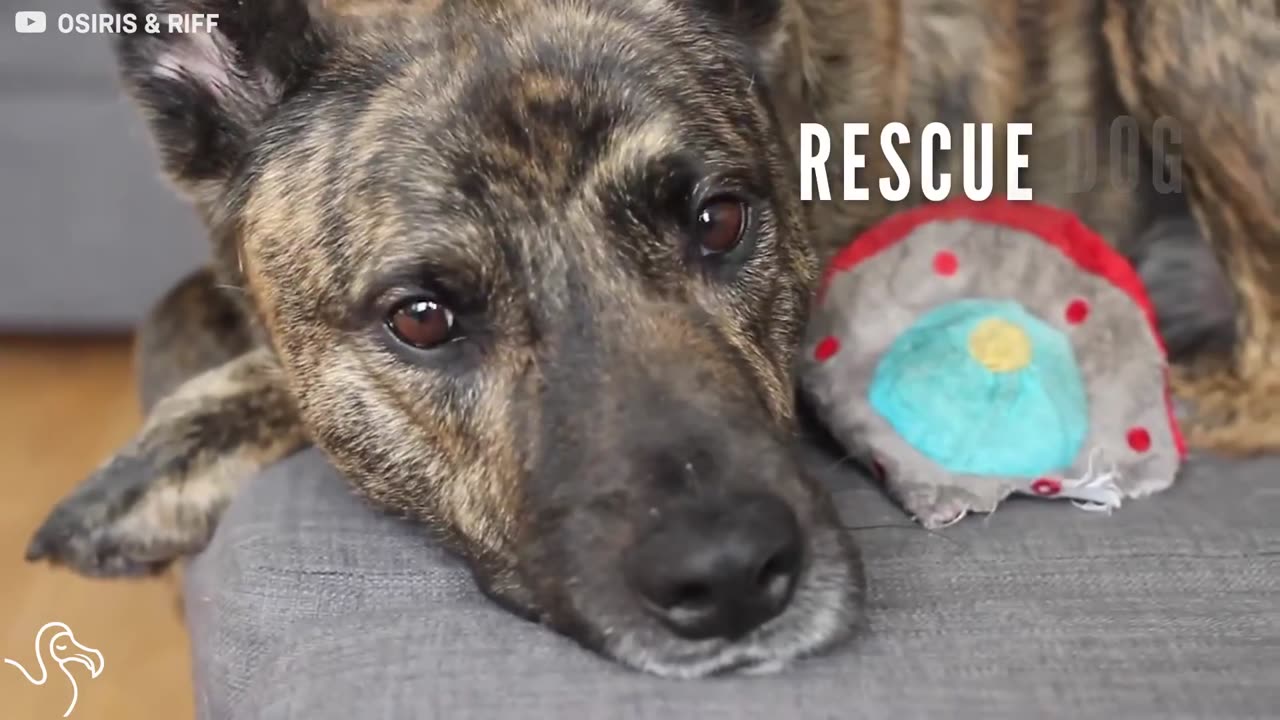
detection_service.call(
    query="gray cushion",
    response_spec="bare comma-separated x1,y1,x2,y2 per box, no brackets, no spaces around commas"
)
0,0,205,331
184,446,1280,720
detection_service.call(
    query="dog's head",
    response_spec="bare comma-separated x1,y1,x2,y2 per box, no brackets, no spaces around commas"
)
110,0,863,676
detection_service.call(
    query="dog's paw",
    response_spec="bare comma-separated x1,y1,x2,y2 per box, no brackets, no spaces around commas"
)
27,349,305,579
25,454,182,577
1135,217,1237,364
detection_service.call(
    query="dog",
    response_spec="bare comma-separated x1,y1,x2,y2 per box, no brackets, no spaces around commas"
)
24,0,1280,678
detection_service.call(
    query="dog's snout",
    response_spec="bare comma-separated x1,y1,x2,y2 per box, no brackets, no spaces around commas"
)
623,492,803,641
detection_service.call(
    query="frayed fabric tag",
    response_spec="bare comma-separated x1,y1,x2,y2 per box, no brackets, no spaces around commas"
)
1030,447,1124,513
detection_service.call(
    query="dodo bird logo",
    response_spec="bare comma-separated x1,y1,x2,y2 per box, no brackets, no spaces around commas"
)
5,622,105,717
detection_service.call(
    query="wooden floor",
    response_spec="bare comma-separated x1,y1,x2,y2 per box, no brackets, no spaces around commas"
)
0,336,194,720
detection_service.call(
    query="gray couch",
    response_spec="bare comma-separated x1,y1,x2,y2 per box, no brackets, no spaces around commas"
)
0,0,205,332
4,4,1279,718
185,447,1280,720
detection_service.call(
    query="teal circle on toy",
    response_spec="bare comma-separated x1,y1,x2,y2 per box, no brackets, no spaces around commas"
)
868,298,1089,478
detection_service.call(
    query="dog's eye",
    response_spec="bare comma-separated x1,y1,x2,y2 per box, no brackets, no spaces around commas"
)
694,196,748,256
386,297,456,349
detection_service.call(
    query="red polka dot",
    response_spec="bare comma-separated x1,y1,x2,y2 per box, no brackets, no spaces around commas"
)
1065,298,1091,325
1127,427,1152,453
932,250,959,276
1031,478,1062,496
813,336,841,362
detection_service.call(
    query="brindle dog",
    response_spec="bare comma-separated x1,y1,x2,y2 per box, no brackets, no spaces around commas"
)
24,0,1280,678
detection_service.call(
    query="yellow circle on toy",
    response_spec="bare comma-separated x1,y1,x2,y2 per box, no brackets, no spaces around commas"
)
968,317,1032,372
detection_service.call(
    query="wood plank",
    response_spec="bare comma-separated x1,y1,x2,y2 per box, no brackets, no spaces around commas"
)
0,336,193,720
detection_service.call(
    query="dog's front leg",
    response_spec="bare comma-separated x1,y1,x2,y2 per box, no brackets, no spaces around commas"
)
1104,0,1280,454
24,348,307,577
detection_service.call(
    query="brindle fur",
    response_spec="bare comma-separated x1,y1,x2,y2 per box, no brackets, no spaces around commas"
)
26,0,1280,677
1103,0,1280,452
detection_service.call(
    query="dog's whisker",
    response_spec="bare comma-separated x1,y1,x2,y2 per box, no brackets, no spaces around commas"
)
840,522,966,547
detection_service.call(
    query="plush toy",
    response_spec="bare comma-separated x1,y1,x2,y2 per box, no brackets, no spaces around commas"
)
800,198,1186,529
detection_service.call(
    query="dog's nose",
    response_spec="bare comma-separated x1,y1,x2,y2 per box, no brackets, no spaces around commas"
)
623,492,803,641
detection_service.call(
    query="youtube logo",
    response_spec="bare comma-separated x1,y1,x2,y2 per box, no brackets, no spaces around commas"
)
15,11,46,33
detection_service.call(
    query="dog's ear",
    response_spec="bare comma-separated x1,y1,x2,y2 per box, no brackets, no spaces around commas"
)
106,0,329,193
692,0,784,34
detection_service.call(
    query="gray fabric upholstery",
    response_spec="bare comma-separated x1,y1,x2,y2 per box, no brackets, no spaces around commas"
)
185,446,1280,720
0,0,205,331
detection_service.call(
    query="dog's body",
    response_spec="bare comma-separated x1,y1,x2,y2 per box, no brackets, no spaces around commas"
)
27,0,1280,677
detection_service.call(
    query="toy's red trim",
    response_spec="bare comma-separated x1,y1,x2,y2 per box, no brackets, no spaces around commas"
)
819,197,1187,458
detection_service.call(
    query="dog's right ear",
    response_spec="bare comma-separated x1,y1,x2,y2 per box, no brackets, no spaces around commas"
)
107,0,329,193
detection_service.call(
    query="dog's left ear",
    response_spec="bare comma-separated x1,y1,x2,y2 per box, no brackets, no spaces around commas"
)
105,0,330,197
692,0,784,34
